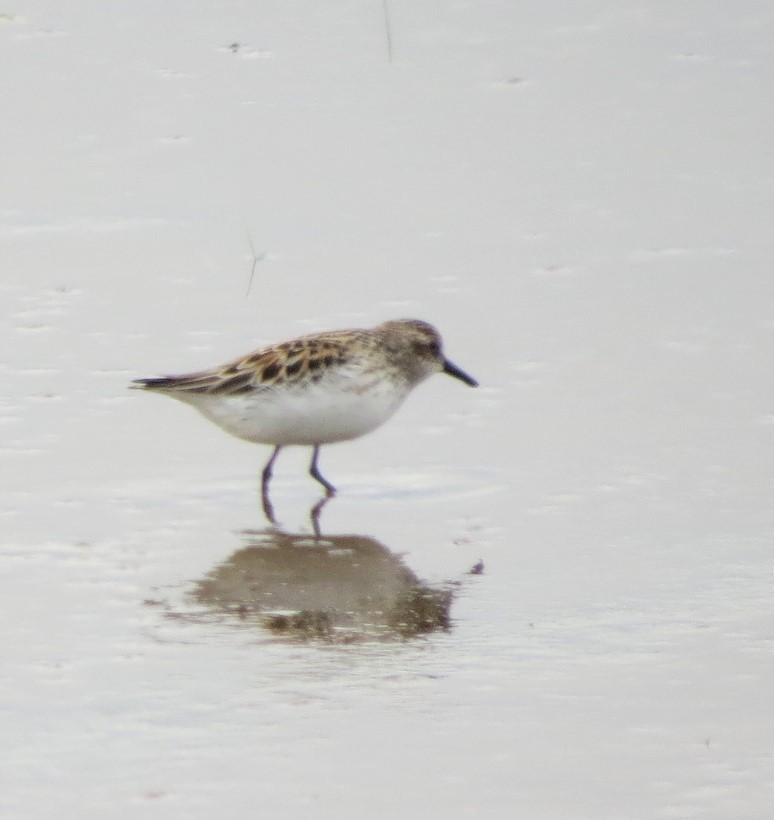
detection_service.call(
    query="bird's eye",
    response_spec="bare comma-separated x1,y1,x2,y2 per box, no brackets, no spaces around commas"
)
414,339,440,356
412,339,441,358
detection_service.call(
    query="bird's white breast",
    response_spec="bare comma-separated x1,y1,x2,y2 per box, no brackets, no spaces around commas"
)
181,376,411,446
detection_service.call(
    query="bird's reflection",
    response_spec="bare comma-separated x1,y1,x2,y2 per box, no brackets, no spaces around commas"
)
189,527,454,642
260,486,332,537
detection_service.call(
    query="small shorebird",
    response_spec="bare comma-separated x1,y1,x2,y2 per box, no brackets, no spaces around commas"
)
132,319,477,503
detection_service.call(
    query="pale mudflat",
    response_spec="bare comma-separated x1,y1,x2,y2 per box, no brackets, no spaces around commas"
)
2,2,772,819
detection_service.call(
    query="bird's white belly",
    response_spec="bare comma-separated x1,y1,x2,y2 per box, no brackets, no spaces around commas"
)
184,379,409,446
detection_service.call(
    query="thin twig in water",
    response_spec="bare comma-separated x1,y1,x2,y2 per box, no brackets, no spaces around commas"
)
244,226,265,297
382,0,393,64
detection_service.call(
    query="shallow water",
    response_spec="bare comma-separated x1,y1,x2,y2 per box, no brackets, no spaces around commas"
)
2,2,773,818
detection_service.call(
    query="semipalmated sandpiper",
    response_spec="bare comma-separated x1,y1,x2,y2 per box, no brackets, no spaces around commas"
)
132,319,477,498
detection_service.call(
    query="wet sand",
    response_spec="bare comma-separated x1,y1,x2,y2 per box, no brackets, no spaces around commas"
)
2,2,773,818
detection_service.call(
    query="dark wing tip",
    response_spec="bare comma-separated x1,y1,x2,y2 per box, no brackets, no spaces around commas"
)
130,376,181,391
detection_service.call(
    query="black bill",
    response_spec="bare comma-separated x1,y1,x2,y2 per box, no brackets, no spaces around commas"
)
442,358,478,387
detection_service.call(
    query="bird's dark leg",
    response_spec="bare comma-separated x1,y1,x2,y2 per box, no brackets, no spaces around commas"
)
309,445,336,496
261,445,282,491
260,446,282,523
